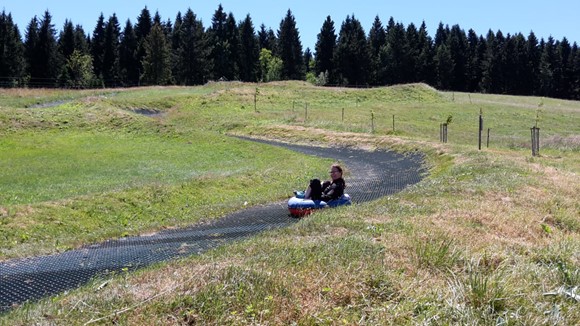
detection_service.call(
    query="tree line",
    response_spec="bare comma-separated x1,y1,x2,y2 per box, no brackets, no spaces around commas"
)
1,5,579,100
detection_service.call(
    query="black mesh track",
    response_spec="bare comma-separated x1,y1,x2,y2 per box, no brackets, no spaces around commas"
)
0,138,425,313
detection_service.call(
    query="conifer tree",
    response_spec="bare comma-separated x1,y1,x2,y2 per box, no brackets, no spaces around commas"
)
57,20,75,86
28,11,59,86
91,13,106,84
303,47,313,74
135,7,153,84
102,14,121,86
556,37,572,98
406,22,420,83
258,24,277,51
335,15,370,86
141,24,172,85
434,23,449,48
571,43,580,99
314,16,336,83
447,25,468,91
73,25,89,54
511,33,529,95
368,16,386,85
466,29,483,92
58,20,76,60
434,43,453,90
381,18,410,84
416,21,435,85
525,32,541,95
173,9,209,85
500,34,518,93
480,30,503,93
277,9,304,80
225,12,241,80
539,36,556,97
239,14,259,82
119,19,139,85
24,16,40,85
208,4,236,80
0,11,25,86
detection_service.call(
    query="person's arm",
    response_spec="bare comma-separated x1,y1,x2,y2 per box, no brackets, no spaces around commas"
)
321,182,340,200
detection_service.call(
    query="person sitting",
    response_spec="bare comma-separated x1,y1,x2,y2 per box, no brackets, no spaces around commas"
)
304,164,346,201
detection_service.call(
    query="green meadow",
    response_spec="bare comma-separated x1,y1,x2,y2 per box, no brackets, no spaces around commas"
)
1,82,579,324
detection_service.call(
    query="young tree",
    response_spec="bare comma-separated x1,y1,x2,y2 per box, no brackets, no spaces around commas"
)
334,15,370,86
239,14,259,82
141,24,172,85
314,16,337,83
277,9,304,80
63,50,95,88
259,48,282,82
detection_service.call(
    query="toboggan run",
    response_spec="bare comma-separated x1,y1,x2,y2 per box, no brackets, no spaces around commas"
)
0,138,425,313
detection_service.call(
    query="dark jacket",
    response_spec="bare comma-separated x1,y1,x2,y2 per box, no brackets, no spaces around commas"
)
320,178,345,201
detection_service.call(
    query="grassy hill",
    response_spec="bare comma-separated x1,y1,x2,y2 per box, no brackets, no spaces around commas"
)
1,82,579,324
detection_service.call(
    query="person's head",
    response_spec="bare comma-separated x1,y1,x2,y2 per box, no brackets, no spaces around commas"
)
329,164,343,181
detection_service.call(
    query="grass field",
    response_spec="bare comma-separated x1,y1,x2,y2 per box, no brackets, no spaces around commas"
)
0,82,579,324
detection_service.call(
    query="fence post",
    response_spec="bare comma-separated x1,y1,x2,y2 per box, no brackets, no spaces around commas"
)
440,123,448,143
371,111,375,133
487,128,491,148
254,87,258,112
531,127,540,156
478,113,483,150
392,114,395,132
304,103,308,122
342,107,344,122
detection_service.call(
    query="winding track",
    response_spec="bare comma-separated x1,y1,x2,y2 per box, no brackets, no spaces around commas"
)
0,138,425,313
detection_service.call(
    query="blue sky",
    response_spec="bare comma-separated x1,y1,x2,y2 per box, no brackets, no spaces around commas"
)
4,0,579,51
